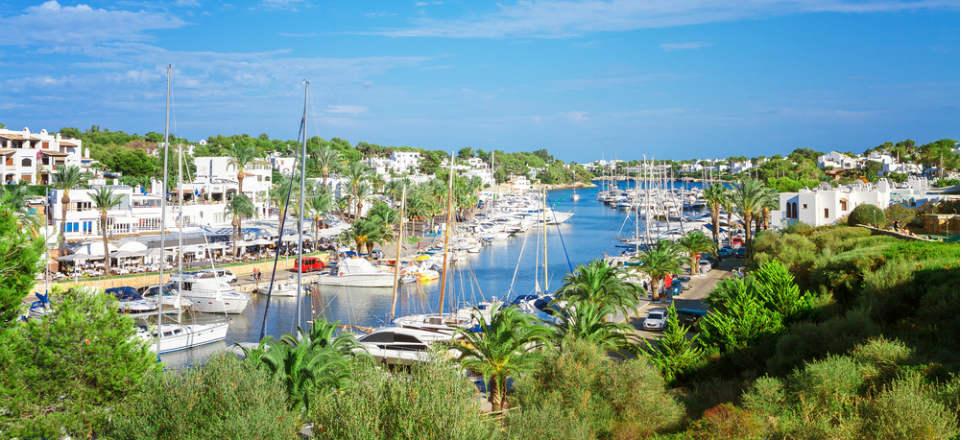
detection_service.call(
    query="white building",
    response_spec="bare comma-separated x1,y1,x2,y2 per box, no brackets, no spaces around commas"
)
463,168,495,187
730,160,753,174
0,127,85,185
49,185,234,242
193,156,272,218
390,151,421,173
817,151,859,170
772,181,894,228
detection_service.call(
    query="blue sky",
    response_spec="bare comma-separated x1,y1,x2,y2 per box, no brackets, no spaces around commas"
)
0,0,958,161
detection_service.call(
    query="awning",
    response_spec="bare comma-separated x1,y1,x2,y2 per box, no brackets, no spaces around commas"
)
40,150,70,157
0,149,15,156
58,253,100,262
113,250,148,258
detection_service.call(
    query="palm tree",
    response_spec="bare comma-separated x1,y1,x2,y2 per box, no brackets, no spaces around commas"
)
257,322,359,412
557,260,640,319
306,186,333,245
676,231,714,276
344,162,372,218
342,218,380,255
52,165,86,255
312,146,341,188
635,240,683,301
89,187,123,275
729,179,767,252
758,186,779,231
702,184,727,248
449,305,550,410
225,194,255,257
721,189,735,246
0,183,38,233
227,143,258,194
552,301,637,351
367,202,399,247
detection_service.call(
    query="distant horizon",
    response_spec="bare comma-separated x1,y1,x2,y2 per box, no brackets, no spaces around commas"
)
0,1,958,162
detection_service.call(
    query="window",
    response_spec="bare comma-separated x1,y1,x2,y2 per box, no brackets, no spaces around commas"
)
20,158,31,167
360,332,394,343
82,221,92,234
840,199,848,211
824,208,830,219
802,204,808,209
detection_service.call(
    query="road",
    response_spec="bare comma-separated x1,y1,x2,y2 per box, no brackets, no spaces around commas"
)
616,258,742,340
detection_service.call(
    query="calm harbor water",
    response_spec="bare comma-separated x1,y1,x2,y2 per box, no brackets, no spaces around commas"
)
161,181,703,366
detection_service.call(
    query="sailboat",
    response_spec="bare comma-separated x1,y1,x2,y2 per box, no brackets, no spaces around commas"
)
140,65,228,354
389,153,498,334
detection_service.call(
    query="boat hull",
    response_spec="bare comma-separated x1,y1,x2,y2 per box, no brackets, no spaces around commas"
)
184,295,250,314
314,274,395,287
146,322,229,354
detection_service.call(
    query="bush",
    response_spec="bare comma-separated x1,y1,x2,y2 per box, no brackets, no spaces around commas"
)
108,354,299,439
513,339,684,439
504,394,592,440
884,204,916,228
863,373,958,440
847,204,886,227
0,289,159,438
767,308,881,374
685,403,765,440
0,205,43,328
311,359,496,440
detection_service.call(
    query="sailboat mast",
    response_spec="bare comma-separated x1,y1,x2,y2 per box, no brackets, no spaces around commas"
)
437,152,455,315
389,184,406,321
156,64,172,356
294,80,309,332
542,188,548,292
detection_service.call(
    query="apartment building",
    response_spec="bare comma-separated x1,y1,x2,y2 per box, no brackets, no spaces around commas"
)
0,127,84,185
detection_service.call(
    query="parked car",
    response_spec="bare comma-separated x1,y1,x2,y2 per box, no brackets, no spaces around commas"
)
717,246,735,258
293,256,326,273
642,308,668,331
698,260,712,273
735,247,747,258
675,307,706,329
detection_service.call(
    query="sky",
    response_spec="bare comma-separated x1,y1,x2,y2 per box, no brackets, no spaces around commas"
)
0,0,958,161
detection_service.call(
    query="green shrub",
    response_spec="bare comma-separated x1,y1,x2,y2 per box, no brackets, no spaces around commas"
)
504,394,592,440
0,289,158,438
310,359,496,440
847,204,886,227
741,376,787,416
514,339,684,439
850,338,912,373
863,373,958,440
884,204,916,227
108,354,299,439
767,308,881,374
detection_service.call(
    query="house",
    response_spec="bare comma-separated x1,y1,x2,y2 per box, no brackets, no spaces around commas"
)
772,180,895,227
817,151,859,170
0,127,85,185
730,160,753,174
193,156,272,218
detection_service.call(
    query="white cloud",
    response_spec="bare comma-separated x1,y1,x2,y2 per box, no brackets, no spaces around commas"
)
326,105,368,115
565,111,589,122
261,0,307,10
660,41,711,51
371,0,957,38
0,1,183,47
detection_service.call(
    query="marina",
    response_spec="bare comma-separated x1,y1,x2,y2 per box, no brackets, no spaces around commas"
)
158,181,708,366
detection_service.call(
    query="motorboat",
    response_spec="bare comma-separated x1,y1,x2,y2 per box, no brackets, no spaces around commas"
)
141,284,192,310
254,279,303,297
140,321,229,354
169,272,250,314
314,257,395,287
356,326,459,366
107,286,158,314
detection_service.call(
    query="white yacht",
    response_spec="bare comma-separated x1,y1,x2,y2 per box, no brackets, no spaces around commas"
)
356,326,459,366
314,258,395,287
254,279,303,297
140,321,229,354
169,272,250,314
